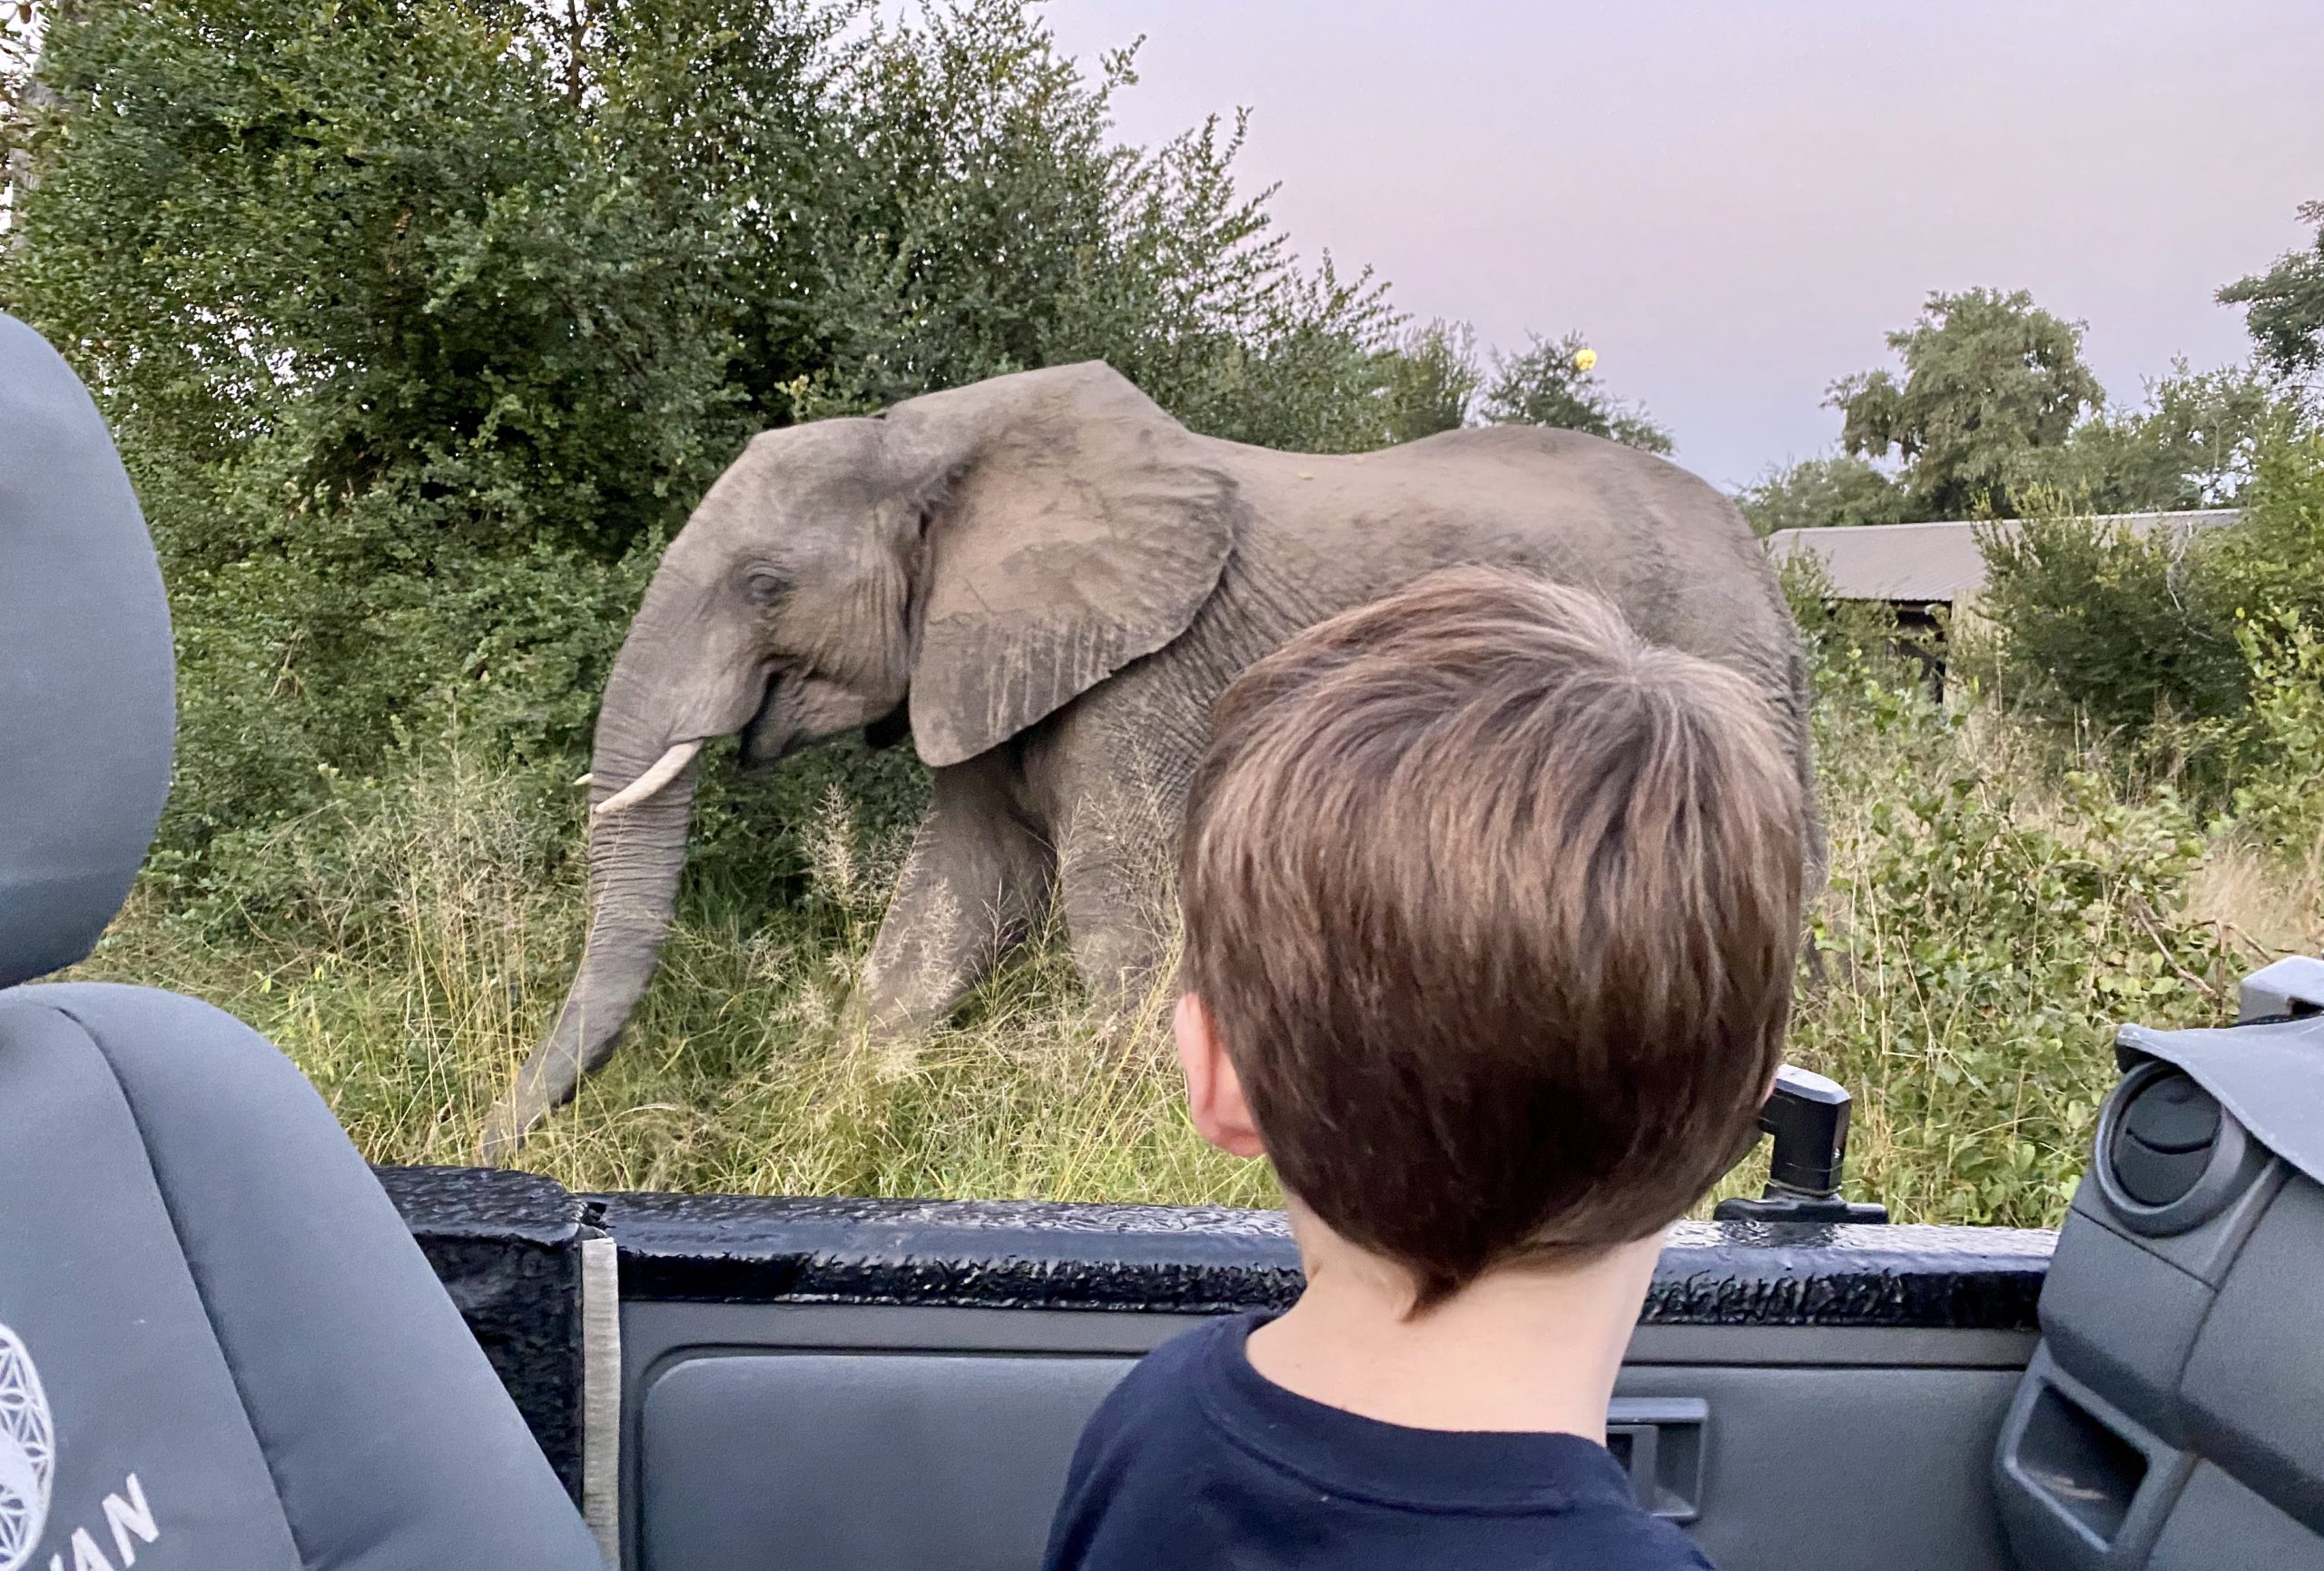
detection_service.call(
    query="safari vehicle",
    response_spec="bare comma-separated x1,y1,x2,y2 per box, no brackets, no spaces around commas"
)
7,311,2324,1571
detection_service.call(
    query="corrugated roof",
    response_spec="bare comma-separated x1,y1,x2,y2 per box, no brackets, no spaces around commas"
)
1764,510,2240,604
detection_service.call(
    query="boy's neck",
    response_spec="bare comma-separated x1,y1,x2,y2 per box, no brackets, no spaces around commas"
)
1246,1198,1663,1437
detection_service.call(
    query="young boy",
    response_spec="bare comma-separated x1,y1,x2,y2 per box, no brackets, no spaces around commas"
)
1041,567,1807,1570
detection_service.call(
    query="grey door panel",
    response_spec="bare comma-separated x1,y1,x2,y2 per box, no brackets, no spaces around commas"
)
638,1351,1133,1571
623,1302,2026,1571
1615,1364,2022,1571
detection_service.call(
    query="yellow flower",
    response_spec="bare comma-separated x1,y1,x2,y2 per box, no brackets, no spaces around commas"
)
1571,347,1598,373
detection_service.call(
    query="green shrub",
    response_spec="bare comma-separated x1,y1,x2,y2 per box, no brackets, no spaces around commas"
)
2216,611,2324,857
2208,430,2324,636
1790,649,2234,1225
3,0,1452,930
1777,548,1911,674
1974,430,2324,788
1738,454,1907,536
1975,510,2246,736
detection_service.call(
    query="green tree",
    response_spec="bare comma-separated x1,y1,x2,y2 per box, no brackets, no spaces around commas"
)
1976,430,2324,762
1735,454,1906,535
1372,319,1478,445
1,0,1431,904
2208,430,2324,637
1976,513,2247,735
1831,288,2105,521
1476,331,1673,455
2053,363,2284,514
2220,201,2324,385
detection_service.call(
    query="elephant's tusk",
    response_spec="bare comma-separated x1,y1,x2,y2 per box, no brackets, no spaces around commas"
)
592,740,704,817
572,772,595,786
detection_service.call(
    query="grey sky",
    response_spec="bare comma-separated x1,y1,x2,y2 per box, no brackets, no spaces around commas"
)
1044,0,2324,488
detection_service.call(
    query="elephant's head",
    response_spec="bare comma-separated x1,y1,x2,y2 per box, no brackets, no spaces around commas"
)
484,362,1239,1156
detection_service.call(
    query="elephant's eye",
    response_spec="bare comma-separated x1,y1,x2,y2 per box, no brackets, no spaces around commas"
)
742,569,789,608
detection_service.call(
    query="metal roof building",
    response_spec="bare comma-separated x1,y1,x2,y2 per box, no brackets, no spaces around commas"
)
1764,509,2240,608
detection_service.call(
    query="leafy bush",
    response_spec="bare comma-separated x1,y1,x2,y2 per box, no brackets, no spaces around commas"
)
1974,432,2324,779
2206,430,2324,634
1775,548,1907,672
1975,511,2247,737
1738,454,1906,536
2216,612,2324,858
2,0,1454,925
1787,650,2234,1224
1475,331,1672,455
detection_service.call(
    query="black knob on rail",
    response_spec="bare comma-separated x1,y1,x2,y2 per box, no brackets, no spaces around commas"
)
1711,1064,1890,1225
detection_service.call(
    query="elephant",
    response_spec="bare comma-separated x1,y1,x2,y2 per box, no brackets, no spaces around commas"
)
482,361,1820,1156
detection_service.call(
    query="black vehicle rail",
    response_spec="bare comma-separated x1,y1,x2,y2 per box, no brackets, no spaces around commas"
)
383,1164,2053,1512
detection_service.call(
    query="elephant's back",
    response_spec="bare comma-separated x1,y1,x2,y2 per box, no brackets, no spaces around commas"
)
1218,426,1788,681
1198,426,1821,878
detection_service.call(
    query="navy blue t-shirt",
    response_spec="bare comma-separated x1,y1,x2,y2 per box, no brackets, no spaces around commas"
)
1043,1313,1716,1569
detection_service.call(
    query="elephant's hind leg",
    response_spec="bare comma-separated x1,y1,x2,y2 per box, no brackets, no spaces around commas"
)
852,750,1052,1041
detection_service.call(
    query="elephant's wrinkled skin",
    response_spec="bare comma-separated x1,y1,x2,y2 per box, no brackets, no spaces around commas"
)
484,362,1819,1156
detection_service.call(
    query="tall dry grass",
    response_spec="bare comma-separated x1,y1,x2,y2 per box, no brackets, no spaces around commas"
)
82,753,1275,1206
70,647,2316,1225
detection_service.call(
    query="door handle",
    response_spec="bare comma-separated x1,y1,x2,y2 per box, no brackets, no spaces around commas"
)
1606,1398,1709,1522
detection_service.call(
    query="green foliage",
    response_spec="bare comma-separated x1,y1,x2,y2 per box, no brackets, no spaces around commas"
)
1760,336,2292,533
1476,331,1673,455
1372,320,1480,445
1737,453,1906,535
1974,431,2324,802
2,0,1450,920
2220,201,2324,385
0,5,39,182
1975,511,2247,735
1795,651,2231,1222
1831,287,2106,522
2206,430,2324,633
1773,548,1903,670
2052,363,2284,513
2220,611,2324,855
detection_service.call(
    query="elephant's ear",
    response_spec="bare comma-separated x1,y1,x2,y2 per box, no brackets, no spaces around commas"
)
892,363,1240,767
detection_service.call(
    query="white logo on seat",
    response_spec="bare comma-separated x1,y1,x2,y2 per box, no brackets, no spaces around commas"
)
0,1324,53,1571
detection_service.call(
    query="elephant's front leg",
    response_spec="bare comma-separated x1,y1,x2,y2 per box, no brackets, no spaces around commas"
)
852,750,1052,1038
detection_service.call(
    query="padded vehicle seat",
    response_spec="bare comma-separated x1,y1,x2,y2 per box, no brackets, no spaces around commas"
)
0,313,605,1571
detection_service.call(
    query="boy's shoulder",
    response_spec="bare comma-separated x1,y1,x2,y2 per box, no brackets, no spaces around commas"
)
1068,1311,1234,1460
1123,1309,1232,1389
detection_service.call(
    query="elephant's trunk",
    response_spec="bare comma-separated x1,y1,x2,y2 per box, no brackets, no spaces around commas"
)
482,648,713,1160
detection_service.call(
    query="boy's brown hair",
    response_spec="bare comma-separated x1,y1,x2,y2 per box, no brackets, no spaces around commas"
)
1180,566,1806,1308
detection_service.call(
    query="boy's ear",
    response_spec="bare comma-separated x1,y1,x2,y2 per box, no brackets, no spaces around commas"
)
1175,993,1266,1159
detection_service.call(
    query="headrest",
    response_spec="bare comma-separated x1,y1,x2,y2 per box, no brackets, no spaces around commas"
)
0,313,175,987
